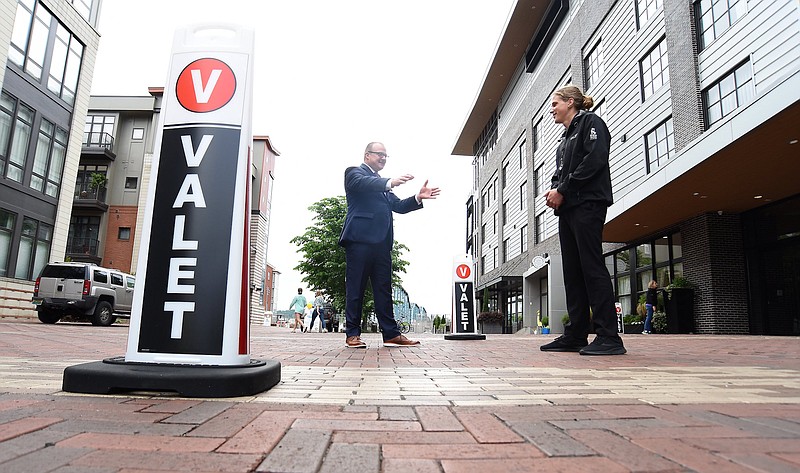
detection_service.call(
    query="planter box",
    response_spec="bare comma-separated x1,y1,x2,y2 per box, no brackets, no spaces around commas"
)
623,323,643,334
479,321,503,334
666,288,694,334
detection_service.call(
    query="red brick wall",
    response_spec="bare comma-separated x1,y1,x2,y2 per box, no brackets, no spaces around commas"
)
103,206,139,272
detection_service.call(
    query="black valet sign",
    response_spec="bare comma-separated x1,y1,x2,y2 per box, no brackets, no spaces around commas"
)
126,27,254,365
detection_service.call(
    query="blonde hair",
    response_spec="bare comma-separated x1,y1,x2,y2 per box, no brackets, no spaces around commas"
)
554,84,595,110
648,280,658,289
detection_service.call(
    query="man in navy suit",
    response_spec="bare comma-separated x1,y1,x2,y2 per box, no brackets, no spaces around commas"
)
339,142,440,348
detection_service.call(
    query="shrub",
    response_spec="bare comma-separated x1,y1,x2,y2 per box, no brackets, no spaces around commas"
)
561,313,570,326
478,311,503,323
652,311,667,333
623,314,643,324
540,315,549,327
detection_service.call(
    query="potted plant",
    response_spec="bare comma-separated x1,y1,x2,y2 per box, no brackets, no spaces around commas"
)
88,172,107,199
623,313,644,334
540,315,550,334
478,310,503,334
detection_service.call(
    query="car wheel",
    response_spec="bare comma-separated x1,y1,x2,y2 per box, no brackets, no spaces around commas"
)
37,310,61,324
91,301,116,326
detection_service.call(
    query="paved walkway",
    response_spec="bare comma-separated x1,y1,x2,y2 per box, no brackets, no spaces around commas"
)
0,318,799,472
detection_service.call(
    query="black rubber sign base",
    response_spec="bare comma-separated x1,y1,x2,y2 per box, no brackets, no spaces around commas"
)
444,333,486,340
62,357,281,398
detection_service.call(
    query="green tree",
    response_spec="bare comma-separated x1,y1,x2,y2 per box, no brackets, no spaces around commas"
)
290,196,411,330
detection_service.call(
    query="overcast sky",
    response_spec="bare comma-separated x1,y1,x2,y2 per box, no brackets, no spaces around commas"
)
90,1,515,315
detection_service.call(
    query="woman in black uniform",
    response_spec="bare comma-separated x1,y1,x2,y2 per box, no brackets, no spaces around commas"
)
540,85,626,356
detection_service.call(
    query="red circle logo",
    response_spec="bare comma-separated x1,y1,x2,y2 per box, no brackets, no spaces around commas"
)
456,264,471,279
176,58,236,113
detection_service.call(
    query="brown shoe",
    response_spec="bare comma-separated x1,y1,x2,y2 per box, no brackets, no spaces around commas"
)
383,335,420,347
346,336,366,349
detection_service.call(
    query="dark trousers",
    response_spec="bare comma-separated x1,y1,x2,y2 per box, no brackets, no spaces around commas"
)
558,201,619,338
344,237,400,340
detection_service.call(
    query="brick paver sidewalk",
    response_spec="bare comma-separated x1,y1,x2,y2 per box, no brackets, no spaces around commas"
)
0,318,798,472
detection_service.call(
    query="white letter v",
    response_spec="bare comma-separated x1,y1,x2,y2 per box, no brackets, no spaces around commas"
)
191,69,222,104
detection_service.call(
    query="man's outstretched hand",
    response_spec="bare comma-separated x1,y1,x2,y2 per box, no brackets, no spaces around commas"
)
418,180,441,200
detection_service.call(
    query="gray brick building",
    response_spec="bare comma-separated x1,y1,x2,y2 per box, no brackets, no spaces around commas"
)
454,0,800,335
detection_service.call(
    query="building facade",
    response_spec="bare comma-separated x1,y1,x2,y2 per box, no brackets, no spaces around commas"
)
0,0,102,317
455,0,800,335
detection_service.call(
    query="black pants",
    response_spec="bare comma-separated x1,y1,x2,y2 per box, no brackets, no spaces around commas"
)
558,201,618,338
344,237,400,340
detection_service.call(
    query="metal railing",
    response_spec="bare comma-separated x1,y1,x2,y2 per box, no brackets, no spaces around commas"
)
82,132,114,150
66,236,100,257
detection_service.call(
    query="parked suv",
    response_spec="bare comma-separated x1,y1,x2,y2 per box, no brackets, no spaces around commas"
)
32,263,136,326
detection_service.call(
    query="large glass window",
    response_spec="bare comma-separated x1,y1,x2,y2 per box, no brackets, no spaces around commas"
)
611,232,683,314
520,181,527,211
584,41,604,90
83,115,115,148
640,38,669,101
0,209,16,277
521,225,528,253
645,117,674,173
636,0,663,29
7,100,34,183
535,212,545,244
14,217,51,280
30,119,67,197
704,61,754,127
696,0,747,49
9,0,85,105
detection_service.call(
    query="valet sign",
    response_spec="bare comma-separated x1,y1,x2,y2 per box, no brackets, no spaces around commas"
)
452,257,476,334
126,26,255,366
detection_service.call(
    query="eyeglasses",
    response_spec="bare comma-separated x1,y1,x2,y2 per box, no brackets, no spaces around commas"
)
366,151,389,158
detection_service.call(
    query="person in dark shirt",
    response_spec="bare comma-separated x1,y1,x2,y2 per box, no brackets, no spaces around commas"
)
644,280,659,334
540,85,626,355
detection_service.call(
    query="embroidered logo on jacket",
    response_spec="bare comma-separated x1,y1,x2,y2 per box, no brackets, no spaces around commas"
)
589,127,597,140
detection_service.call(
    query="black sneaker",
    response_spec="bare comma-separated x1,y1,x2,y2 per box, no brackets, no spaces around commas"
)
540,335,588,352
579,335,627,355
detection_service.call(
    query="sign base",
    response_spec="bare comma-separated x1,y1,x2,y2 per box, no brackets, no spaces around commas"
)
444,333,486,341
62,357,280,398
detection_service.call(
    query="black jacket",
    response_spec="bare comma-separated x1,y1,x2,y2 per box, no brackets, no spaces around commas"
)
551,110,613,215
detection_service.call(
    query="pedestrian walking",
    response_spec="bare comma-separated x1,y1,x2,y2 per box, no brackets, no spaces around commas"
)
289,288,307,333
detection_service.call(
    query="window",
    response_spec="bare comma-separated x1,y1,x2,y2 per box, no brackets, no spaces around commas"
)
493,213,497,235
75,164,107,199
520,225,528,253
502,201,508,224
502,238,509,263
481,223,486,241
93,269,107,284
9,0,84,105
593,100,604,118
493,247,498,269
118,227,131,241
645,117,674,173
14,217,52,280
2,95,34,183
124,177,138,189
84,115,115,148
532,118,541,154
704,60,754,127
68,215,99,255
132,127,144,140
696,0,747,50
110,273,123,286
520,181,527,211
518,140,526,169
69,0,94,22
533,165,542,198
636,0,663,29
126,276,135,289
536,164,549,197
502,162,508,188
0,209,16,277
640,38,669,100
29,119,67,197
584,41,604,90
535,212,546,244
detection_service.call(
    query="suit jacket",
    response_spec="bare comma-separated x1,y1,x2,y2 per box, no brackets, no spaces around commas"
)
339,164,423,246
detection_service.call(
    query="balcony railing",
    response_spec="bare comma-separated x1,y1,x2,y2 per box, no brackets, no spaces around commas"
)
74,185,108,203
66,236,100,257
83,132,114,150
